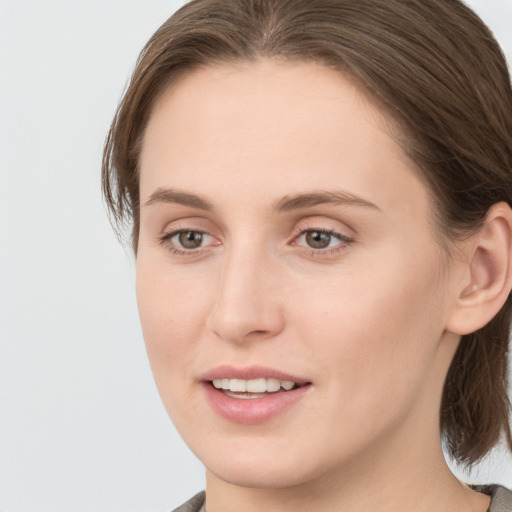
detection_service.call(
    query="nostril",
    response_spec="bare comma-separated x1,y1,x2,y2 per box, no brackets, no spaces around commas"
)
247,329,271,337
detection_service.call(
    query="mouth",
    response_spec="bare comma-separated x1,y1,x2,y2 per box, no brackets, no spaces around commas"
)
210,377,305,399
202,367,312,424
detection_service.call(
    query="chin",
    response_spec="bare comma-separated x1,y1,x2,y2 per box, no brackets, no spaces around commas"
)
189,431,342,491
206,455,319,490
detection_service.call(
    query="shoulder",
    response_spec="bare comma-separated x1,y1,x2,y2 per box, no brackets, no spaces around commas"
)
471,485,512,512
169,487,512,511
171,491,206,512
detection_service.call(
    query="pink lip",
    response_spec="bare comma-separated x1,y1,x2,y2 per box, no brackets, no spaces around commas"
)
201,365,312,425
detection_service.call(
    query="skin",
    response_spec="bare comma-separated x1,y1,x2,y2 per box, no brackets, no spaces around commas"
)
135,61,502,512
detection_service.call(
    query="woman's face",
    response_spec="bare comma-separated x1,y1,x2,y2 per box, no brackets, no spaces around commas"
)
136,61,461,488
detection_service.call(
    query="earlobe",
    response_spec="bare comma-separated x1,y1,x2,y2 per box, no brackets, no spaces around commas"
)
447,202,512,335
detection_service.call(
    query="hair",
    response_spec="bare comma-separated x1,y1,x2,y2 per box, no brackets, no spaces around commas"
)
102,0,512,466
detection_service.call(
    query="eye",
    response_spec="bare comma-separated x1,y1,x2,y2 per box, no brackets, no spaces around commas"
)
160,229,218,255
302,230,337,249
293,229,352,252
176,230,206,249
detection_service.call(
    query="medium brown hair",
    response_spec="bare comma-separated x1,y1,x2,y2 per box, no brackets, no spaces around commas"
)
102,0,512,465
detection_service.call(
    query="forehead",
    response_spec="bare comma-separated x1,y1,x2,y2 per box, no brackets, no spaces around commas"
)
139,60,430,223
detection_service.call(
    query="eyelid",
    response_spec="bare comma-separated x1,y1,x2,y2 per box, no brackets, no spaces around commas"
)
292,229,352,249
291,217,355,239
158,219,222,256
289,218,355,256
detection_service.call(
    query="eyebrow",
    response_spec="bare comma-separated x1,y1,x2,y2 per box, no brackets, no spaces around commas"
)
273,191,380,212
145,188,213,211
144,187,379,213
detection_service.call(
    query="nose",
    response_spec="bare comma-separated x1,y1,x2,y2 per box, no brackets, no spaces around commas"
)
207,243,285,344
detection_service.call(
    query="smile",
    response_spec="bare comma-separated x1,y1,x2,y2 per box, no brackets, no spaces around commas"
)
203,367,312,424
211,377,297,397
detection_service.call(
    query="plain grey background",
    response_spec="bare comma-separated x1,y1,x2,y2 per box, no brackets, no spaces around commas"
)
1,1,511,511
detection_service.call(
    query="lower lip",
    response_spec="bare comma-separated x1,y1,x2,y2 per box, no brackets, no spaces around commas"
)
203,382,311,425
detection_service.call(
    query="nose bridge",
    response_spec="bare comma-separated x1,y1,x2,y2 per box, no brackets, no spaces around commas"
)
208,238,283,343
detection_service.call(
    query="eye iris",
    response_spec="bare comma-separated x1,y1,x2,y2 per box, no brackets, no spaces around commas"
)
178,231,203,249
305,231,331,249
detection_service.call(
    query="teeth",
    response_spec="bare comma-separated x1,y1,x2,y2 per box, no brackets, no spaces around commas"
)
266,378,281,392
212,378,298,393
246,378,266,393
281,380,295,390
224,391,267,399
229,379,247,392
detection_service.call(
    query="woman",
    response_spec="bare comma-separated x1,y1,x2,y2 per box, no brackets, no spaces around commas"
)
102,0,512,510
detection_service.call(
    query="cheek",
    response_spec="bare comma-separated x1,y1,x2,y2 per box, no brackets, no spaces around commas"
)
290,249,447,411
135,259,210,389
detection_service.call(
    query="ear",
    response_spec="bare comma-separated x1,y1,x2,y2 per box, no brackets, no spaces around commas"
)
446,202,512,335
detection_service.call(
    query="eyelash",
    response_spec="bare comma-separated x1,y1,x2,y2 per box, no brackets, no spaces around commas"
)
158,227,353,257
159,229,215,256
292,228,353,257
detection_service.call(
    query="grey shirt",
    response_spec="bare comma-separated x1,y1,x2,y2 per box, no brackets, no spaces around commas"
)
172,485,512,512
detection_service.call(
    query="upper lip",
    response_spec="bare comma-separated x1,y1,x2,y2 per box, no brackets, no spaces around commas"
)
201,365,310,385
